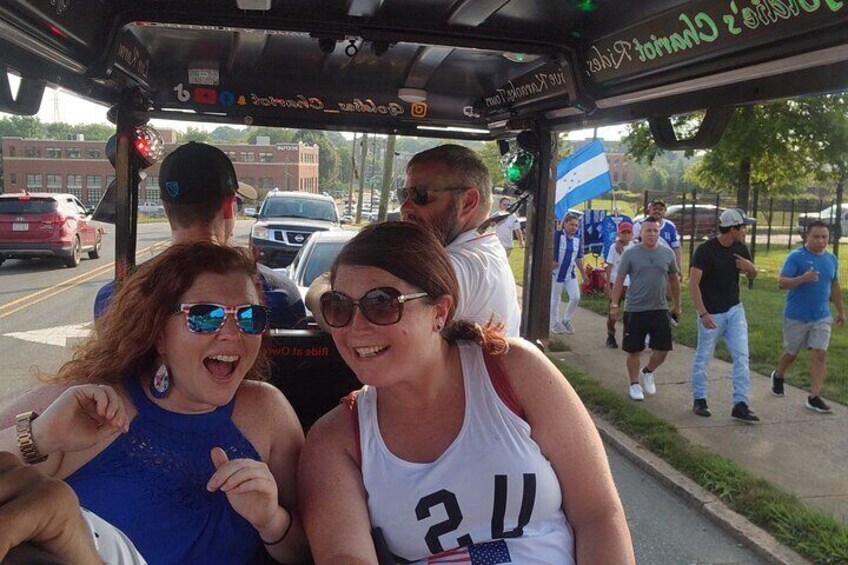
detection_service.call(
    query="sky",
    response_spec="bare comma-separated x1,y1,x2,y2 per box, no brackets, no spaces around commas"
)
9,84,627,141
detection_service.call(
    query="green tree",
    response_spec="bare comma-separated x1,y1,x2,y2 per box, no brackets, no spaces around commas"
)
292,130,342,190
208,126,245,143
626,104,809,211
0,115,42,138
477,141,505,187
180,127,212,143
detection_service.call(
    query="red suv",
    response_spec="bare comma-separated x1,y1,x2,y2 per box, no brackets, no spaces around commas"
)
0,193,104,268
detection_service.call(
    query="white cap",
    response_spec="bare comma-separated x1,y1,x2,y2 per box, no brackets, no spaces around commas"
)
719,208,754,228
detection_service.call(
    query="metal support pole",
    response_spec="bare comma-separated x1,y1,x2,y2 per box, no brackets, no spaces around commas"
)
749,186,759,289
113,103,142,280
788,199,795,249
521,124,556,345
688,189,696,265
766,198,774,252
834,180,844,258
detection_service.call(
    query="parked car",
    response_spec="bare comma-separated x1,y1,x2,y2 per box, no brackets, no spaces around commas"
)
249,190,341,268
138,201,165,216
0,192,104,268
284,229,357,317
633,204,731,238
796,203,848,236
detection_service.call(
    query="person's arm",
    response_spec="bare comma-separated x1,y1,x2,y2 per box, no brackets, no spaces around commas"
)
779,268,818,289
0,451,103,564
668,262,682,318
305,272,333,331
689,267,715,329
501,341,635,563
299,407,380,564
733,248,757,280
513,217,525,247
0,385,128,478
673,246,683,277
832,278,845,326
609,272,626,321
208,383,307,563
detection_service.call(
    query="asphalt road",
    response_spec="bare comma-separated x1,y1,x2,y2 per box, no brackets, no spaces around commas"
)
0,221,765,562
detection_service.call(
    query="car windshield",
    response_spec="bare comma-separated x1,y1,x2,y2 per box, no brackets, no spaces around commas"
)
303,241,347,286
260,198,336,222
0,199,58,214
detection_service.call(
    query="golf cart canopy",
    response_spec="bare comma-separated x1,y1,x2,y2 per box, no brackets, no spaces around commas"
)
0,0,846,139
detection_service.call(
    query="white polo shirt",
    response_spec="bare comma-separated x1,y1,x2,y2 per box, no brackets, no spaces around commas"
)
446,230,521,336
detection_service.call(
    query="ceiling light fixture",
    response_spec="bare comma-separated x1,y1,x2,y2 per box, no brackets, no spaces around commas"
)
398,88,427,103
502,52,542,63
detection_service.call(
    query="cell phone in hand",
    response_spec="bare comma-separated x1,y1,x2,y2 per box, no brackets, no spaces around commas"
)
668,311,679,327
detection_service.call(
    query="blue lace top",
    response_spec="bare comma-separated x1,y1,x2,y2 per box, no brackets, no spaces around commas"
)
66,378,264,564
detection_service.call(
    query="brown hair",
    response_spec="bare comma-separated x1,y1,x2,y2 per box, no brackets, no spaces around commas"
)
407,144,493,220
329,221,507,354
51,242,269,386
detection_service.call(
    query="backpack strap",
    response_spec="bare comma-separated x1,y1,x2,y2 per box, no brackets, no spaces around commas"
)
341,391,362,467
482,350,525,420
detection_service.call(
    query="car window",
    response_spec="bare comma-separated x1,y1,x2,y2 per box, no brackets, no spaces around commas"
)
0,198,58,214
71,197,89,215
303,241,347,286
261,198,336,221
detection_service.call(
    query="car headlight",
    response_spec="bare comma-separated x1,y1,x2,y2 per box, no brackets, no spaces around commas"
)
251,224,270,241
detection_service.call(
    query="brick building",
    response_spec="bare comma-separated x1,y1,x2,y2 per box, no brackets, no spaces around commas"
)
1,129,320,205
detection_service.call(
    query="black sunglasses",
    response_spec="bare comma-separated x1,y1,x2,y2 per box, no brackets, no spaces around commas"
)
170,303,269,335
396,185,468,206
319,287,428,328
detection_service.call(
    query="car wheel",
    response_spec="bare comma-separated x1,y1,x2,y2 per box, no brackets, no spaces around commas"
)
64,236,81,268
88,233,102,259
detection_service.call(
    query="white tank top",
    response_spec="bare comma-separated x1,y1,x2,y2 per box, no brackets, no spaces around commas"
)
358,342,575,564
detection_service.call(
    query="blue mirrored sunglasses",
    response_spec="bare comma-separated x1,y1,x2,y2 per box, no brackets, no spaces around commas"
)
169,303,269,335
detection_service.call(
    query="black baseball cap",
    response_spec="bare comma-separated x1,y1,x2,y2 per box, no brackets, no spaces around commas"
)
159,142,257,204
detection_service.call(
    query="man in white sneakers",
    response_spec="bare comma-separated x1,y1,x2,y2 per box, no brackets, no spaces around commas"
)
610,217,681,400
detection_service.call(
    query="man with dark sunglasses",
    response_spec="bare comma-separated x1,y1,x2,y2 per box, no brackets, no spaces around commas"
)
399,145,521,335
92,142,306,330
308,145,520,336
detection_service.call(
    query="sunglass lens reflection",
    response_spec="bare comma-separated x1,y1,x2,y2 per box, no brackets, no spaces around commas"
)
237,306,267,335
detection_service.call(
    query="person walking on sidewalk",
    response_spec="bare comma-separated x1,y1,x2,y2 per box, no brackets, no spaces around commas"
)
633,199,683,274
689,209,760,422
494,197,525,257
610,217,681,401
604,221,634,348
551,212,587,334
770,220,845,413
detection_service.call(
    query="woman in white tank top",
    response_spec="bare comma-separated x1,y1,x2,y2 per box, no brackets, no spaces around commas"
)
299,222,634,565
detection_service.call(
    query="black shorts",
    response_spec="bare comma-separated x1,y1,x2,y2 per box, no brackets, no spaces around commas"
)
622,310,673,352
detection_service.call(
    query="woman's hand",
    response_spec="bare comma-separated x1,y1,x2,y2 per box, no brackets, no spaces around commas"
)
207,447,287,539
33,384,129,456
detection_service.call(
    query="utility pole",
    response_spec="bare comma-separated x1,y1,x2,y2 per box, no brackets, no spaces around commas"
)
356,133,368,223
379,134,397,221
346,133,357,216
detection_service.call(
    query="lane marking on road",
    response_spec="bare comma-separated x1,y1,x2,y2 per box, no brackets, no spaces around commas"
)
0,240,170,320
4,323,92,347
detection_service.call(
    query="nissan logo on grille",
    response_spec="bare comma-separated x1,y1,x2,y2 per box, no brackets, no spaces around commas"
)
293,234,305,243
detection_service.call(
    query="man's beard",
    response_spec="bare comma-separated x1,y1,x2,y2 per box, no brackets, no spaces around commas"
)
405,196,463,246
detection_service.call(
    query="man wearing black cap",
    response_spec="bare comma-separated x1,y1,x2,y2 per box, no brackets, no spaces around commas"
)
689,208,759,422
93,142,305,328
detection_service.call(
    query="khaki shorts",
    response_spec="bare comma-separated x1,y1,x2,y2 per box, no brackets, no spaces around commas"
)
783,317,832,354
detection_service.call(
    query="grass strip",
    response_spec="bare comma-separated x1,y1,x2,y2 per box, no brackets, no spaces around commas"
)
551,357,848,564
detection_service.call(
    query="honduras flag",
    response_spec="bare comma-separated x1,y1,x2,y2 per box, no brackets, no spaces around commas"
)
554,139,612,220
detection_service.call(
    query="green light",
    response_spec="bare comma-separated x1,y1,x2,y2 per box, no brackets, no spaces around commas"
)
576,0,597,12
501,148,535,185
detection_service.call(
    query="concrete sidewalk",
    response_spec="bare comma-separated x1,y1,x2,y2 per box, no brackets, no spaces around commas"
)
549,307,848,526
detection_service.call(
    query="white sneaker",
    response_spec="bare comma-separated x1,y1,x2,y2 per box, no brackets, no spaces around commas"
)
629,383,645,401
640,369,656,395
551,322,566,334
562,321,575,334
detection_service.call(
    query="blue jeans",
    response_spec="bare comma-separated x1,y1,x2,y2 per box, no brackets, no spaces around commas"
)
691,303,750,405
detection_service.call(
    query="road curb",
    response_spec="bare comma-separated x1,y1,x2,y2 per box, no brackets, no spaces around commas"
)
593,415,811,565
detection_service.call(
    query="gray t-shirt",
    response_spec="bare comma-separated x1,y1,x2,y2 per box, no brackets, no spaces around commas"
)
619,244,678,312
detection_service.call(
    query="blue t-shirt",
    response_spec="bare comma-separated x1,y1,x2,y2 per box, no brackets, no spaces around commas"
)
94,263,306,329
781,246,838,322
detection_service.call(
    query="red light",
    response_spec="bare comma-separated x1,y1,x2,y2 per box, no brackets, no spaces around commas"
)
48,25,67,39
17,195,31,200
